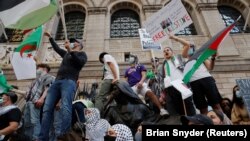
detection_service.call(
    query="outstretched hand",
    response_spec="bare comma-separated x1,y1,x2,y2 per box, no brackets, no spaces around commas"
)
33,56,40,64
64,40,71,52
167,33,177,40
44,31,52,38
168,33,174,39
112,78,119,84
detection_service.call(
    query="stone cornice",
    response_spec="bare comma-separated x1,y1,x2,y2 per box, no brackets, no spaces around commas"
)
196,3,218,12
142,5,162,12
87,7,107,15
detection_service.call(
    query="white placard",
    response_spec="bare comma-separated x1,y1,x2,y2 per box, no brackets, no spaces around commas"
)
164,76,172,88
144,0,193,43
138,28,162,50
170,79,192,99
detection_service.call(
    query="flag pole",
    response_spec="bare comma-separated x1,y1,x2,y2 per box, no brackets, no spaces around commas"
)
35,25,45,63
150,49,156,67
58,0,68,40
0,19,9,42
243,8,250,32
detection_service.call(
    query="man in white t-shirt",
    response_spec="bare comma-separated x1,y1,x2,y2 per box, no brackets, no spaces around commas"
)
95,52,120,115
169,34,223,115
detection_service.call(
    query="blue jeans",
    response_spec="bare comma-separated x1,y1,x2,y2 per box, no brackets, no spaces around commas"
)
49,109,61,141
39,79,76,141
23,101,41,140
72,102,86,125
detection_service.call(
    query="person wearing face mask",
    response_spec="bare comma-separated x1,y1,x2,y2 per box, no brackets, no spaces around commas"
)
125,54,169,117
146,57,162,97
95,52,120,116
169,34,223,116
40,32,87,141
23,63,55,141
145,57,163,110
0,92,22,141
84,108,110,141
231,85,250,125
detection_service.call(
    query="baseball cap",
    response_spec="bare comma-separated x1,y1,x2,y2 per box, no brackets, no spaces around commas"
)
3,92,18,103
70,38,84,49
181,114,214,125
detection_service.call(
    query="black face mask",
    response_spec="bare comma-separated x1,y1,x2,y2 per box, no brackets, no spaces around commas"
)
104,135,116,141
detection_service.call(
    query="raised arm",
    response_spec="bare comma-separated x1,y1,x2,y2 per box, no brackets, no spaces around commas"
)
44,32,67,57
168,34,191,58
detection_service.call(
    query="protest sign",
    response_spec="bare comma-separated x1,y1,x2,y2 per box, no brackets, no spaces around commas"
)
144,0,193,43
138,28,161,50
170,79,192,100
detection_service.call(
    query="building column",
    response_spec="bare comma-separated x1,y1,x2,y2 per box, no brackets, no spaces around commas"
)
85,7,107,61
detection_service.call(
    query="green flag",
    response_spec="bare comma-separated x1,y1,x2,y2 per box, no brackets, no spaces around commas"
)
0,0,58,30
11,26,43,80
0,69,13,94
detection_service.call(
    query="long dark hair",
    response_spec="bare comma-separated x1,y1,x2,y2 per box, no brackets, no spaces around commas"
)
232,85,244,106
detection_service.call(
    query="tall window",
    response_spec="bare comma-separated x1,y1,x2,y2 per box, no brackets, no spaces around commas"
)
110,9,140,38
175,23,197,35
56,11,85,40
0,29,24,43
218,6,250,33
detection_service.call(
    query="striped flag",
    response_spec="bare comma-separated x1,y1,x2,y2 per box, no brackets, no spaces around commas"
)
183,17,241,84
0,0,58,30
11,26,43,80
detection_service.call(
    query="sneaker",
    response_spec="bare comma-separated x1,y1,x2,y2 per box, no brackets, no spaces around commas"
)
160,108,169,117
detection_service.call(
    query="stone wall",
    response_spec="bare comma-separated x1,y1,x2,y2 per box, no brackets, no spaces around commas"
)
3,58,250,102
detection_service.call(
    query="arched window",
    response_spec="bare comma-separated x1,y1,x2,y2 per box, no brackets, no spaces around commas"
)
0,29,24,43
218,6,250,33
56,11,85,40
110,9,140,38
175,23,197,35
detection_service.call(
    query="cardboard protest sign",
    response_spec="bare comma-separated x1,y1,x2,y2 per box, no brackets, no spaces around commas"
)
144,0,193,43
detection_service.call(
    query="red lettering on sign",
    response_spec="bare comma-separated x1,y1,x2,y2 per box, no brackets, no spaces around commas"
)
153,31,166,41
184,14,191,21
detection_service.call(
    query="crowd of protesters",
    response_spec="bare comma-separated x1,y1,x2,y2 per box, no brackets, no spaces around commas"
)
1,32,250,141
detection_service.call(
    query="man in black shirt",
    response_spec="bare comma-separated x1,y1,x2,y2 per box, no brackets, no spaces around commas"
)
0,92,22,141
39,32,87,141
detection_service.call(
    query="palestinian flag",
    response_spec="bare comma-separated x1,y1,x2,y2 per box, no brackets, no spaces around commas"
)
183,17,241,84
0,0,58,30
11,26,43,80
0,69,13,94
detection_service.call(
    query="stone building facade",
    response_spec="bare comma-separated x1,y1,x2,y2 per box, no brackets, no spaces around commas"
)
0,0,250,101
